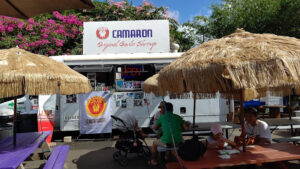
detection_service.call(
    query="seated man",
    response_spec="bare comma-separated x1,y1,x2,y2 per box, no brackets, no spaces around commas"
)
236,107,271,145
151,102,188,165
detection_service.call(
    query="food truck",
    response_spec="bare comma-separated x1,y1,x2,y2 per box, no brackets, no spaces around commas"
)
46,20,231,131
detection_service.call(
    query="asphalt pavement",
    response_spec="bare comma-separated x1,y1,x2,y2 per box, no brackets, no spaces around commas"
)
22,129,300,169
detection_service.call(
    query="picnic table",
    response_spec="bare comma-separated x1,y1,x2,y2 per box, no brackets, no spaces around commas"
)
0,131,51,169
263,117,300,135
166,143,300,169
264,105,286,118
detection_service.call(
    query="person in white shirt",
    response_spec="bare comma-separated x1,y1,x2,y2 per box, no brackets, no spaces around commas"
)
244,107,271,145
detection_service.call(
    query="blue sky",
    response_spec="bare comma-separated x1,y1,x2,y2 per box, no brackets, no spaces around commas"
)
146,0,221,23
102,0,221,23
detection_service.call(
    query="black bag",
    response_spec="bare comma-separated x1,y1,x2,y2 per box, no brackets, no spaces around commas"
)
178,136,207,161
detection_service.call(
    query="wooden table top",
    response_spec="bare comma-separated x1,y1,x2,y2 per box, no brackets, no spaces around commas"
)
166,143,300,169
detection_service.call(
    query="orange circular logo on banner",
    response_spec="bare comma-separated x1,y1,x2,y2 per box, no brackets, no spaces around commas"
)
86,96,107,118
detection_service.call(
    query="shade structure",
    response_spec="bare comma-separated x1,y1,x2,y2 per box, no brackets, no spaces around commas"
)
0,48,91,146
143,74,164,96
147,29,300,152
0,0,94,19
158,29,300,101
0,48,91,98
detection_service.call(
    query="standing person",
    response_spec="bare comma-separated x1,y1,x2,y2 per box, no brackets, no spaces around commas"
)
235,107,271,146
151,102,188,165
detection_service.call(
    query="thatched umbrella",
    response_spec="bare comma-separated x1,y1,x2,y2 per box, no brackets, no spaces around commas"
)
153,29,300,151
143,74,164,96
0,0,94,19
0,48,91,145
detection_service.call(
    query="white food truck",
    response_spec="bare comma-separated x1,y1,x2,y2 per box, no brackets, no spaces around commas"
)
48,53,230,131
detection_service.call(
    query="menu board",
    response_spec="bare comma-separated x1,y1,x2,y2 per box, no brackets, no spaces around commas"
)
114,92,144,108
116,80,142,91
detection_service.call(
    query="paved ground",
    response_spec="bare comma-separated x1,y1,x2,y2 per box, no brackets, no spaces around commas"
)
23,129,300,169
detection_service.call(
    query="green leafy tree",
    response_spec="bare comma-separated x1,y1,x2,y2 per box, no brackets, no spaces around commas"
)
208,0,300,38
182,16,211,47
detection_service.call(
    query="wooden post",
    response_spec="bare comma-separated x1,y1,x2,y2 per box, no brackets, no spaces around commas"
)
240,91,246,152
13,97,17,146
193,93,196,136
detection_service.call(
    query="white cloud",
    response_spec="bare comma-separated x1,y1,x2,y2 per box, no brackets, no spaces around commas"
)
168,9,180,22
189,8,213,22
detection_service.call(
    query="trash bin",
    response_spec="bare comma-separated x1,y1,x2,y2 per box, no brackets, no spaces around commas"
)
17,114,38,133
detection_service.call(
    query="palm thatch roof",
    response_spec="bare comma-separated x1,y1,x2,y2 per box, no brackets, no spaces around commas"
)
143,74,161,95
143,74,200,99
157,29,300,101
0,48,91,98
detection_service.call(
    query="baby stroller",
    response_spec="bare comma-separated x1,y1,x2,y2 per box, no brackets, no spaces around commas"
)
111,115,151,166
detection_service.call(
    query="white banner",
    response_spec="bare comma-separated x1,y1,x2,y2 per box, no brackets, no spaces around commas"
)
83,20,170,54
79,91,112,134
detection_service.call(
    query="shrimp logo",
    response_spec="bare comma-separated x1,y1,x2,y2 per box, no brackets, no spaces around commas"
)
96,27,109,39
86,96,107,118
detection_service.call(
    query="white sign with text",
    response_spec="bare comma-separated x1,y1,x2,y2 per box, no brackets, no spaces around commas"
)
83,20,170,54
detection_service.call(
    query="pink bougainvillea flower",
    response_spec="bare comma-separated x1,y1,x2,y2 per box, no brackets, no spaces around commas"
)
27,18,35,24
25,24,33,31
136,6,143,13
143,0,151,6
7,26,14,32
49,49,56,55
113,1,126,8
55,39,64,47
17,22,24,29
48,19,55,24
42,33,48,39
146,12,150,16
165,10,169,19
17,33,23,38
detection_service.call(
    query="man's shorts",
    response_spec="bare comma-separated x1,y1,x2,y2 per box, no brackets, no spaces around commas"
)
153,139,166,147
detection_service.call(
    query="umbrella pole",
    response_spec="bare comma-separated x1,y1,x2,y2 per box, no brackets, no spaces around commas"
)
13,97,17,146
240,91,246,152
192,93,196,136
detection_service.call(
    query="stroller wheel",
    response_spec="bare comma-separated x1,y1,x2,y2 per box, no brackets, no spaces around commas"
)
113,152,121,161
118,156,128,166
142,146,152,161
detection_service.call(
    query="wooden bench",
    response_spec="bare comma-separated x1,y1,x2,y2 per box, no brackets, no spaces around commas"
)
44,145,69,169
273,137,300,144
